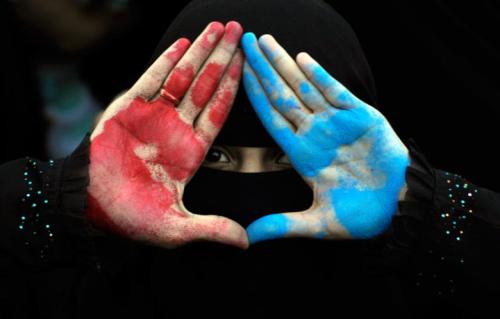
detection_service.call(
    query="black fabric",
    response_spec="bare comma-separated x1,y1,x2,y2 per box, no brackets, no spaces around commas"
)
2,1,500,318
2,134,500,318
148,2,393,316
0,1,47,163
332,1,500,191
184,167,313,228
149,0,377,147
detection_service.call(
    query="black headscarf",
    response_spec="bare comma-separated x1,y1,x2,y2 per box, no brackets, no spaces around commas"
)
130,1,391,317
150,0,377,147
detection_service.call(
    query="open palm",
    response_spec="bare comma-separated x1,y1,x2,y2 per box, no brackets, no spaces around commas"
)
241,33,409,244
87,22,248,249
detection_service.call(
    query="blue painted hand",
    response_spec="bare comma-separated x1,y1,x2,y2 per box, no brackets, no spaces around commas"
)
241,32,410,244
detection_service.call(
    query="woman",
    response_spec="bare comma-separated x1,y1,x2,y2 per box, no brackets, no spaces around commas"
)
1,0,499,318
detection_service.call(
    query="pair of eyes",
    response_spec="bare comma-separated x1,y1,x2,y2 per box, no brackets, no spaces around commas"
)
204,147,291,165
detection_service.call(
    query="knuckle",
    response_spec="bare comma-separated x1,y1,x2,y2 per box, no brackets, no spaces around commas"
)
290,75,303,89
273,52,286,66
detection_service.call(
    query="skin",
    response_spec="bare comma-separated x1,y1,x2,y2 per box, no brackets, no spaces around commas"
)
241,32,410,244
202,145,292,172
87,21,250,249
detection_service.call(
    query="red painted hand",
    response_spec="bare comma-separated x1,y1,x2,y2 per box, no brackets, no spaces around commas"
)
87,21,248,249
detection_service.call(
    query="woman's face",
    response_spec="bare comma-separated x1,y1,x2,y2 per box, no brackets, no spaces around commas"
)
202,145,292,172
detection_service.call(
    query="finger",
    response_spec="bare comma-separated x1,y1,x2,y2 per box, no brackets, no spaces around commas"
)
129,37,191,99
258,34,330,113
296,52,366,110
241,32,310,128
242,61,297,154
161,21,225,103
194,49,243,146
177,21,243,124
246,210,325,245
183,213,249,249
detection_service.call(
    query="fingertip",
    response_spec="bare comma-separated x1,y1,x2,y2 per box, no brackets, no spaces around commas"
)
239,236,250,250
246,214,289,244
259,34,278,49
208,20,225,31
226,20,243,32
162,38,191,63
224,21,243,44
174,38,192,55
296,52,310,64
177,37,191,45
231,221,250,250
241,32,257,44
258,33,271,42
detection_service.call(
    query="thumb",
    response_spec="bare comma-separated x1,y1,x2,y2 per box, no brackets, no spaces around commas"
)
185,213,249,249
246,209,330,245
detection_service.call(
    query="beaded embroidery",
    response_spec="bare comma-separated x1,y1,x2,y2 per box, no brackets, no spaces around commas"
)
18,157,56,261
414,171,478,298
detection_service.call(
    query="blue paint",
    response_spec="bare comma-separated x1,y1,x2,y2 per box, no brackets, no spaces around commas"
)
308,61,360,109
242,61,297,153
299,82,311,95
246,214,290,245
326,124,409,238
242,33,409,244
242,33,302,115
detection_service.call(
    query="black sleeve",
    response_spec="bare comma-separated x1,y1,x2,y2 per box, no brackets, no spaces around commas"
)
368,139,500,317
0,133,107,272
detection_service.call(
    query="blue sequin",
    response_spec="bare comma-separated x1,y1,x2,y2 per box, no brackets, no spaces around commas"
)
18,158,56,262
415,171,478,297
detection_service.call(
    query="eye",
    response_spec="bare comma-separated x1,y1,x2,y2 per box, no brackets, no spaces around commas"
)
276,152,291,165
204,147,230,163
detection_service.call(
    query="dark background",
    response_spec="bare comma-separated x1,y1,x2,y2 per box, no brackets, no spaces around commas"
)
2,0,499,190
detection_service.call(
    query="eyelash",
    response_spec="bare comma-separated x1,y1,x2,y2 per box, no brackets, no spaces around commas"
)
204,148,291,165
205,148,231,163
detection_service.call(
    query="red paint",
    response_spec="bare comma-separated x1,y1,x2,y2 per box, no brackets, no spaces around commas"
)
207,52,242,128
160,22,227,103
209,89,234,128
200,22,224,49
223,21,243,45
113,96,206,181
86,29,246,246
166,38,191,62
163,65,195,101
190,217,231,242
191,62,224,108
88,95,207,240
227,53,243,80
87,193,129,238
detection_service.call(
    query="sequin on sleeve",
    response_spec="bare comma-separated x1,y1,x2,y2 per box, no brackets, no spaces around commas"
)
9,134,104,271
18,158,57,262
411,170,479,298
369,139,484,303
